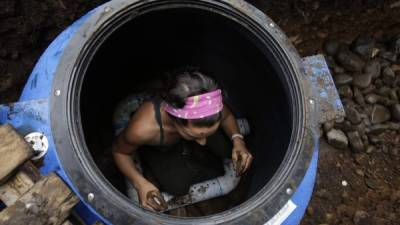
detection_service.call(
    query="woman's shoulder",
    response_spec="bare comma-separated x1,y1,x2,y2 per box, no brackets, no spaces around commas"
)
124,100,159,144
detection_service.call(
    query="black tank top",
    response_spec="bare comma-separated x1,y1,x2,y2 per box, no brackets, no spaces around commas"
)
152,98,165,146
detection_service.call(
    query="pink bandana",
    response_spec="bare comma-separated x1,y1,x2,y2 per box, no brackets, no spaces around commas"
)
163,89,223,119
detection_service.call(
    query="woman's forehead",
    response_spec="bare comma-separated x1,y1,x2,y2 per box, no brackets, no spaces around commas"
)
185,121,220,134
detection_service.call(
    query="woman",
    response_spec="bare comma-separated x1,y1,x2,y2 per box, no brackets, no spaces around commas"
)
112,68,253,211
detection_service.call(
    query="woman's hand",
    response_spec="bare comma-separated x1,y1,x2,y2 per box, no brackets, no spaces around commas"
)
136,180,167,212
232,138,253,177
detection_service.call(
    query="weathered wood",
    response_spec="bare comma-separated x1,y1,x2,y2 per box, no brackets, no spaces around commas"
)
0,172,79,225
0,124,34,184
62,221,74,225
0,161,41,205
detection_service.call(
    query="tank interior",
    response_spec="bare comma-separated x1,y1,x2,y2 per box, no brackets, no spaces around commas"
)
80,7,292,216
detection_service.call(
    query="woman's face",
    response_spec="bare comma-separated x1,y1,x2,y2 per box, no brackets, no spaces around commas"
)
174,121,220,145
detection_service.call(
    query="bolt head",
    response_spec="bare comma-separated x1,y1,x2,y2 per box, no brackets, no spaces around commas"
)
88,193,94,202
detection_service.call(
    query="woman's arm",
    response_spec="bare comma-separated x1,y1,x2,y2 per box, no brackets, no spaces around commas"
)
112,103,167,211
220,105,253,176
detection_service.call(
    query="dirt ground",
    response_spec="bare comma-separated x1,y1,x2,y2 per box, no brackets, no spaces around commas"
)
249,1,400,224
1,0,400,224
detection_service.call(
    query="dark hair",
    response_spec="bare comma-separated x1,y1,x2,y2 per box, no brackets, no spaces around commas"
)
162,67,223,127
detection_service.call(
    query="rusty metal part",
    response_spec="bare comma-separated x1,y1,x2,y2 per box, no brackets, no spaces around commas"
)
302,54,346,124
146,190,167,210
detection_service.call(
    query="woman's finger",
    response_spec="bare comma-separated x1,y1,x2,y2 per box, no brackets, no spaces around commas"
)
147,197,162,211
243,153,253,173
142,203,156,212
232,150,238,172
147,194,166,211
237,152,247,176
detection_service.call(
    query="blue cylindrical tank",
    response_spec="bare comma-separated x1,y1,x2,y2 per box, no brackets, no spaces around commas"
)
0,0,344,224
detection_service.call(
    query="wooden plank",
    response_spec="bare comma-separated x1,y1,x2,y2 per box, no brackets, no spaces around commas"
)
0,173,79,225
62,221,74,225
0,161,42,205
0,124,34,184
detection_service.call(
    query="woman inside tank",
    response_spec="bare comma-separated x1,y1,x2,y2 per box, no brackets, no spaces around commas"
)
112,68,253,211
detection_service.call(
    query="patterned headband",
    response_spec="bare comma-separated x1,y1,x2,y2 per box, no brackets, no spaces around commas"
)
163,89,223,119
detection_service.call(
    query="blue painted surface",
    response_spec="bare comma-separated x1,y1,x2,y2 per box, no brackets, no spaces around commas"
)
0,5,332,224
302,55,345,123
283,139,319,225
19,10,94,101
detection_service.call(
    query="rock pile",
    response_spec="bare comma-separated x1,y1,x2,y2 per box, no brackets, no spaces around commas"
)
323,33,400,155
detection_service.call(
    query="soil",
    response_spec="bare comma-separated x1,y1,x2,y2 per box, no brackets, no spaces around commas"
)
1,0,399,224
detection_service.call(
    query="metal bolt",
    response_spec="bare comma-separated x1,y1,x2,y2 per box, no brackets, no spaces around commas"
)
88,193,94,202
104,6,111,13
269,22,275,27
55,90,61,96
309,99,315,105
342,180,348,187
25,203,33,209
286,188,293,195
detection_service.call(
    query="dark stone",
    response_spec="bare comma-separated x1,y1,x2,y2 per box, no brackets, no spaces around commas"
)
379,50,397,63
376,86,391,96
338,85,353,98
353,87,365,105
335,120,354,132
383,67,395,78
382,67,396,85
374,78,384,88
365,93,380,104
354,122,367,135
363,60,381,79
371,104,391,124
336,48,365,73
333,66,345,74
351,34,375,59
323,121,334,133
366,145,375,154
334,73,353,86
367,124,390,135
347,131,364,152
353,210,372,225
353,73,372,89
363,117,371,126
316,188,330,200
378,97,396,107
0,73,14,92
382,145,389,154
389,89,399,101
325,55,336,68
326,129,348,149
390,34,400,55
390,148,398,156
368,135,383,144
354,153,368,166
361,134,369,146
365,178,379,190
392,104,400,121
361,85,376,95
323,39,341,56
346,106,362,124
388,122,400,130
379,58,391,68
